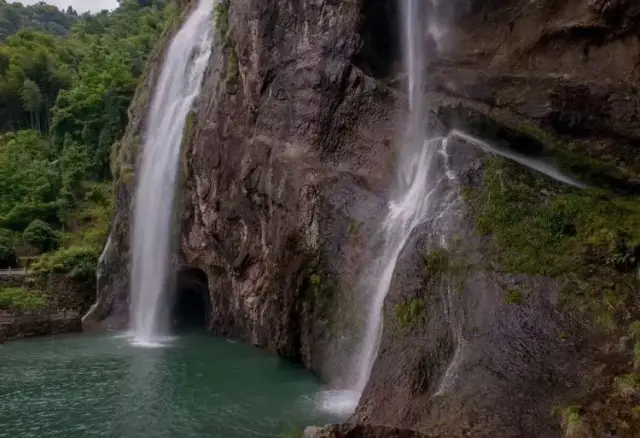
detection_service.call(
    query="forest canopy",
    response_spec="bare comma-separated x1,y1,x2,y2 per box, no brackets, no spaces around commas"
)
0,0,175,269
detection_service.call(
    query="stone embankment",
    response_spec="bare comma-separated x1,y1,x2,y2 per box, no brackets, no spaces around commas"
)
0,310,82,343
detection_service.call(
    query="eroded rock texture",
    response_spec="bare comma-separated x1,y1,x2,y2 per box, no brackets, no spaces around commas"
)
178,0,406,381
89,0,640,437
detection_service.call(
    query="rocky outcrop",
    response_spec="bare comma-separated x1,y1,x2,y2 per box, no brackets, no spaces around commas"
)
89,0,639,437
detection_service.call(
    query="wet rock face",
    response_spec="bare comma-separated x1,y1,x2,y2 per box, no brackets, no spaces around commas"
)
179,0,401,379
442,0,640,180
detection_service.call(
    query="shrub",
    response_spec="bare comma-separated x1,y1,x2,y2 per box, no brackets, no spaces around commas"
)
0,287,47,312
560,406,590,438
506,288,523,305
396,298,425,329
422,248,450,278
34,245,99,281
278,426,304,438
465,155,640,329
23,219,59,253
0,201,60,231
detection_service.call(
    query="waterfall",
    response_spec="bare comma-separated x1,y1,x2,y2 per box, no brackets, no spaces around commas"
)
130,0,214,346
349,0,456,405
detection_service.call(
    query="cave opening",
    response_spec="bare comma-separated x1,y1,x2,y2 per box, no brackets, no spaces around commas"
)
171,267,211,331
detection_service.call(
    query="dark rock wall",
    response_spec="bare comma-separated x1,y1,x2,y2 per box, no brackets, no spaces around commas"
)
180,0,402,379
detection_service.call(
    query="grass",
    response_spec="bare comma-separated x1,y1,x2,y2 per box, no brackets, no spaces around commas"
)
513,122,637,189
396,298,425,329
560,405,590,438
422,248,450,278
112,134,140,184
212,0,239,86
310,274,321,287
465,155,640,322
0,287,47,312
277,426,304,438
347,218,362,235
506,288,523,305
226,47,239,85
615,373,639,397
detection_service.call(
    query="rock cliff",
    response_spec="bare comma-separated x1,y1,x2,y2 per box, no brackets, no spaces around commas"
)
87,0,640,436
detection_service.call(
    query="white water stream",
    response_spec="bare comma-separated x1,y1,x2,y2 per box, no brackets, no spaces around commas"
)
316,1,458,414
130,0,214,346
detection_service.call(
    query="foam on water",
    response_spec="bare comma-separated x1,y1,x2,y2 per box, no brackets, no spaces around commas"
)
311,390,360,417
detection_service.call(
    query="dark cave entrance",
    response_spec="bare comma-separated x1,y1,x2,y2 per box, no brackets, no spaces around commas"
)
171,267,211,330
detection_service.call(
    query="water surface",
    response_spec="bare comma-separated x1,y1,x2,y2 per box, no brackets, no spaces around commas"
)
0,333,339,437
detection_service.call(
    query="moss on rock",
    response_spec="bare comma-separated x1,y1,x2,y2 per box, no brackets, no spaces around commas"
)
465,155,639,321
395,298,425,329
463,152,640,435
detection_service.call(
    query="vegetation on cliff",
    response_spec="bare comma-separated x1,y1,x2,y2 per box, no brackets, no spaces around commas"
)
464,153,640,435
465,155,639,323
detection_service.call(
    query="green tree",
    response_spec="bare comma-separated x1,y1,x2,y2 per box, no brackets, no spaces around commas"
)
23,219,59,253
21,78,42,131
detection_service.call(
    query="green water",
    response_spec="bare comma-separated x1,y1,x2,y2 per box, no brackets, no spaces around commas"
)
0,332,340,438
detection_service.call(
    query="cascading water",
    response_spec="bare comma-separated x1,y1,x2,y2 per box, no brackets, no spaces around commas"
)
130,0,214,346
334,0,457,410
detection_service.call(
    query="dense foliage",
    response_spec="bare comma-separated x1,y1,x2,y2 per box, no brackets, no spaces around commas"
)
0,1,76,41
0,0,174,284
